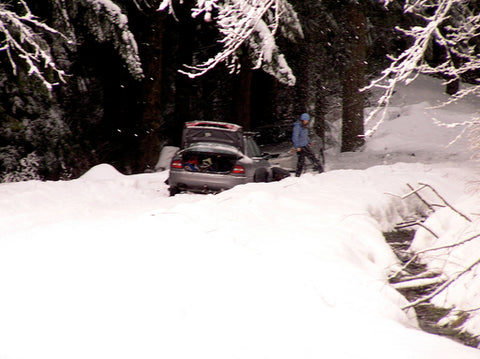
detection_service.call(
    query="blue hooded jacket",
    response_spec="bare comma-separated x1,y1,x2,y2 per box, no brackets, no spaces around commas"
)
292,120,310,148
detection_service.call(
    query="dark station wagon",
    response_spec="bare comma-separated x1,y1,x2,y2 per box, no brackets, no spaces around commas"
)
168,121,288,196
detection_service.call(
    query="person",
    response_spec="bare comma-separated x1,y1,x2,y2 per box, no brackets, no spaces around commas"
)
291,113,323,177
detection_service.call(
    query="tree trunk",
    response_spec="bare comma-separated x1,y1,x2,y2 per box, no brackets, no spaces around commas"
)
341,5,366,152
232,53,253,130
445,78,459,95
137,10,166,172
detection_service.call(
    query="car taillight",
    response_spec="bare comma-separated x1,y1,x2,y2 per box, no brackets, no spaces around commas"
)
232,165,245,174
171,160,182,169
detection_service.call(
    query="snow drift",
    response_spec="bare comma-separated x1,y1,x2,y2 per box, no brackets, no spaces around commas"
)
0,75,479,359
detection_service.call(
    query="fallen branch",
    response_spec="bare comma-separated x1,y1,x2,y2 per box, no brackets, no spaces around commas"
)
418,182,472,222
406,183,437,213
392,275,447,290
389,233,480,281
395,220,439,238
397,270,443,282
403,257,480,310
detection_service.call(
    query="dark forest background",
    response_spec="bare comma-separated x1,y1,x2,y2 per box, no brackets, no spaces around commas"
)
0,0,420,181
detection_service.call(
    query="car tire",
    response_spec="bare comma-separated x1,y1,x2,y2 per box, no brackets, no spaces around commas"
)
254,168,269,183
169,186,180,196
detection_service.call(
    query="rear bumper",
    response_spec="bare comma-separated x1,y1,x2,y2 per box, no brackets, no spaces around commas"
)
169,170,248,193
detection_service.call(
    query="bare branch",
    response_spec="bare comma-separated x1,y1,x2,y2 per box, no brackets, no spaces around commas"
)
403,257,480,310
406,183,437,213
418,182,472,222
394,219,439,238
389,233,480,281
413,222,440,238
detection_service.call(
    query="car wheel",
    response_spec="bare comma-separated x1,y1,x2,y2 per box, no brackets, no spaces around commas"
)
254,168,268,182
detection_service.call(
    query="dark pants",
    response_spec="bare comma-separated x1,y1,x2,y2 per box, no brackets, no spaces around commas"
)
296,146,323,177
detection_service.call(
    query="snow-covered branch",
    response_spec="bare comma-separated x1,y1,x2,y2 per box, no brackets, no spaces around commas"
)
78,0,144,80
0,0,144,89
402,256,480,310
0,1,67,90
366,0,480,137
160,0,302,85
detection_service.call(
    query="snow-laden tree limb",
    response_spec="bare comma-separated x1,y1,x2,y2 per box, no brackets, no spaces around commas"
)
159,0,302,85
366,0,480,137
77,0,144,80
0,0,144,89
0,0,67,90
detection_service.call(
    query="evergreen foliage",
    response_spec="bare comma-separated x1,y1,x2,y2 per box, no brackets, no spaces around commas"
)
4,0,477,180
0,0,143,181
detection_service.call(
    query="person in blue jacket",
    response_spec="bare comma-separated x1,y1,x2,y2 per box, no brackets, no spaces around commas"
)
292,113,323,177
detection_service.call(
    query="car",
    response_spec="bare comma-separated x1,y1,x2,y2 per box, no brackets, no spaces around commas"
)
167,121,288,195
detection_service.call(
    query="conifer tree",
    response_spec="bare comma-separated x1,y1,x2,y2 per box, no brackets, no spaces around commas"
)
0,0,145,180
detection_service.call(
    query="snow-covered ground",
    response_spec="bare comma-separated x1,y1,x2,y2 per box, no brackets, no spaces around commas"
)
1,75,480,359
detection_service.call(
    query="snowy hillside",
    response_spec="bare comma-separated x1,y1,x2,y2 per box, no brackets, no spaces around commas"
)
0,75,479,359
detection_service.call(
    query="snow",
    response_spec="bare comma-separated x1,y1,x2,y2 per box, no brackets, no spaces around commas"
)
1,75,480,358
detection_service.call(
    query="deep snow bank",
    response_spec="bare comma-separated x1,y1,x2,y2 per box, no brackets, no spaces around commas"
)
1,156,479,359
411,191,480,336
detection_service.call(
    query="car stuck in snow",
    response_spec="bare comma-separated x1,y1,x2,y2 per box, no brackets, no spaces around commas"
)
167,121,289,195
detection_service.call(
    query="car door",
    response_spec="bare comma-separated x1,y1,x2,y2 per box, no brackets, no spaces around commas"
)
245,136,270,167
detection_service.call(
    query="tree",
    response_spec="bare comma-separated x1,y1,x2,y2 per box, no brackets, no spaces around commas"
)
127,0,168,171
1,0,420,179
158,0,303,85
340,2,367,152
104,0,303,170
0,0,72,181
143,0,304,150
328,0,408,152
0,0,145,180
284,0,398,153
2,0,143,86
